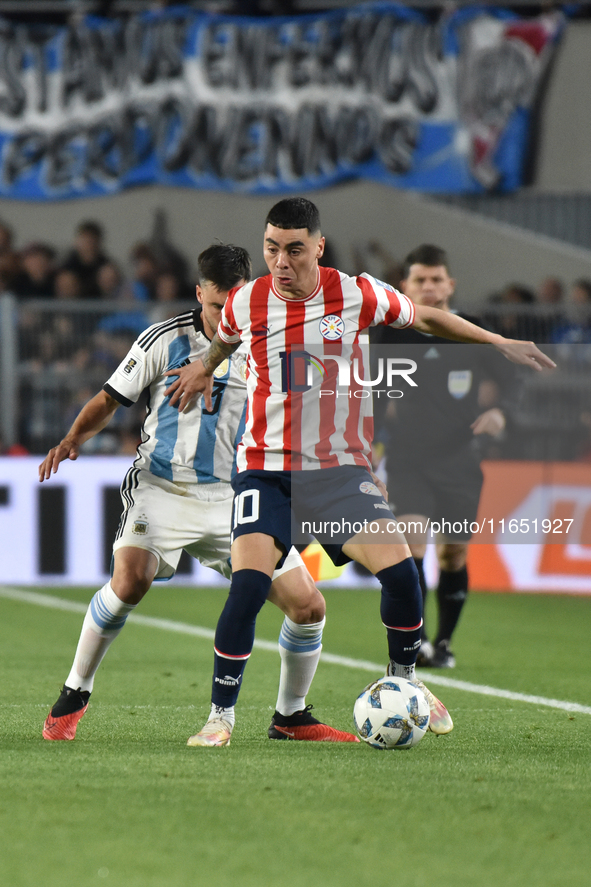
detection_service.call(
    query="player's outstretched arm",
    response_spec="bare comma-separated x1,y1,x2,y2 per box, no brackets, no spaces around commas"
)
411,304,556,372
163,335,239,412
38,390,120,482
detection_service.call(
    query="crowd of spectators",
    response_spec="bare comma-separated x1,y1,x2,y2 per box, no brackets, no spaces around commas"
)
483,276,591,345
0,216,195,455
0,218,193,306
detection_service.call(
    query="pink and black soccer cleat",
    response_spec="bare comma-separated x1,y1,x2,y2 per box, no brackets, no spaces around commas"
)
42,685,90,741
268,705,360,742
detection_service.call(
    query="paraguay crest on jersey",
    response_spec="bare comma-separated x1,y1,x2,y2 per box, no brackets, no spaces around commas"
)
319,314,345,340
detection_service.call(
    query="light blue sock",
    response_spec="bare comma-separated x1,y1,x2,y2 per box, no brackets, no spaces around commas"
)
66,582,136,692
275,616,325,716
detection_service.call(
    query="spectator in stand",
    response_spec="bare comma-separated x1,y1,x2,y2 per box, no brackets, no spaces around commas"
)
149,269,187,322
537,276,564,305
97,261,126,301
551,278,591,345
534,276,565,342
62,221,110,298
0,220,21,291
156,269,184,302
52,267,92,353
484,282,536,340
570,278,591,306
11,243,56,298
54,268,83,300
94,257,149,338
128,243,159,301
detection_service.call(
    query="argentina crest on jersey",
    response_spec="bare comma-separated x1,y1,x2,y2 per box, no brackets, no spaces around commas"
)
213,358,230,379
447,370,472,399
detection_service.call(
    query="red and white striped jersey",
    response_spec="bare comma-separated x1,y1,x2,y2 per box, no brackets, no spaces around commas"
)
217,266,415,471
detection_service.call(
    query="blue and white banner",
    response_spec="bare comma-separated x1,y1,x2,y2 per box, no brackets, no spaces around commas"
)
0,4,563,200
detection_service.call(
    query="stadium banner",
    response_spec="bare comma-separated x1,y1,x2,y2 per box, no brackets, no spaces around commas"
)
0,4,564,200
1,456,590,593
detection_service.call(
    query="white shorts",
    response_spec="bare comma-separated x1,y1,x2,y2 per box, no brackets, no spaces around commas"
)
112,468,304,581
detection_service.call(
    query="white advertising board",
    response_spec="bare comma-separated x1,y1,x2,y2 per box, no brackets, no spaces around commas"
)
0,457,226,587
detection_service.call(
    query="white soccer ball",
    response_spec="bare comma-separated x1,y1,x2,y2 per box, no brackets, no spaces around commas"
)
353,676,430,749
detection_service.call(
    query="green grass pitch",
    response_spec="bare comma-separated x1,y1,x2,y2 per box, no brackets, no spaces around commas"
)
1,584,590,887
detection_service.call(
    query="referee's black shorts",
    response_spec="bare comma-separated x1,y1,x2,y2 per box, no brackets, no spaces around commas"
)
386,449,483,542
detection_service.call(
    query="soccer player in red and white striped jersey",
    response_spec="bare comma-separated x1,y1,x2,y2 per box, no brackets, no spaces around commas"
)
217,263,414,473
166,198,555,745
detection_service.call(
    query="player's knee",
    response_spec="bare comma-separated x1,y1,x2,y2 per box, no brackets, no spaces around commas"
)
111,564,153,603
289,587,326,624
438,545,468,572
112,548,158,603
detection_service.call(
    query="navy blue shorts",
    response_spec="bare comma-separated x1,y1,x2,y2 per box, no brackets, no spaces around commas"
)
230,466,395,567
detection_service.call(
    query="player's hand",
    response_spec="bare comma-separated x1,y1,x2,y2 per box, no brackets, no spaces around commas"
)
38,439,80,482
471,408,506,437
163,359,214,412
494,339,556,371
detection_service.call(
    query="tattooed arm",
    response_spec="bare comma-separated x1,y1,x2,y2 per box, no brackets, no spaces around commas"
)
164,334,240,412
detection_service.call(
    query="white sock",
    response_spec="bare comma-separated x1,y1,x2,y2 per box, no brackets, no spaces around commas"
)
275,616,325,716
65,582,136,693
390,661,416,681
209,703,235,729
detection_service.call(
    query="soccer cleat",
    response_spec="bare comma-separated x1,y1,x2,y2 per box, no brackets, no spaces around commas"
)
187,715,233,747
430,640,456,669
386,663,453,735
411,679,454,735
42,685,90,741
268,705,360,742
416,640,435,668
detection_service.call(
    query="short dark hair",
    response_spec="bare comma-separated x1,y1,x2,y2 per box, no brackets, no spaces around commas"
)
197,244,252,291
402,244,450,279
22,241,55,261
77,220,103,240
573,278,591,301
265,198,321,235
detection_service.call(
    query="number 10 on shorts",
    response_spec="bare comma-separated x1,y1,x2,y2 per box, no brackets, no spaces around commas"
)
233,489,260,529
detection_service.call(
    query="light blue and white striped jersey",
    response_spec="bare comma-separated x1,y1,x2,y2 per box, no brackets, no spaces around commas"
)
103,310,248,484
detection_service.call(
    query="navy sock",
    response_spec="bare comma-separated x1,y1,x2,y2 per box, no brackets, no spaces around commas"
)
212,569,272,707
413,556,428,640
435,566,468,646
377,558,423,666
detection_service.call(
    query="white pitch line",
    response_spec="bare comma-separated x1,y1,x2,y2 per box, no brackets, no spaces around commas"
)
2,585,590,716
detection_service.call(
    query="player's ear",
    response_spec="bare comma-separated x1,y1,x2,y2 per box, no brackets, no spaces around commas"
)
399,278,408,294
316,236,325,259
196,284,203,305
